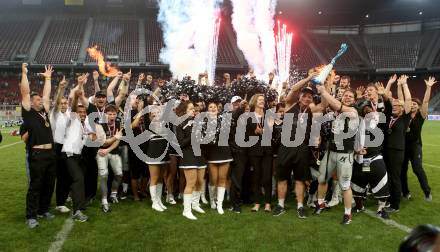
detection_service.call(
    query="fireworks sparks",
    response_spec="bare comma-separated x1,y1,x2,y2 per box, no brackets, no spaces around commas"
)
275,20,293,97
207,17,221,86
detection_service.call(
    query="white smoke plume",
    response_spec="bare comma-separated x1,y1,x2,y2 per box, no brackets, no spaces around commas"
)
157,0,222,81
231,0,277,78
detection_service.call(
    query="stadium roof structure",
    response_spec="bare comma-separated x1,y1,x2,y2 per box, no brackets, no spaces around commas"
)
277,0,440,26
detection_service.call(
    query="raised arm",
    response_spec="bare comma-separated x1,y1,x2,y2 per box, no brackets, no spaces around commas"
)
385,74,397,100
115,70,131,108
399,75,412,114
77,73,90,108
93,70,100,93
38,65,54,112
20,63,31,111
106,72,122,99
316,85,357,114
285,72,318,107
421,76,437,119
53,76,68,113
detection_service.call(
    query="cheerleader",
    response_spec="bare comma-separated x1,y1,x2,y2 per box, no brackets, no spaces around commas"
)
145,103,171,212
204,102,233,214
247,94,273,212
176,101,207,220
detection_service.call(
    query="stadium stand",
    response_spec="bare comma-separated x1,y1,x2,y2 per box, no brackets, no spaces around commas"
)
432,48,440,67
35,17,87,64
365,32,421,70
216,24,240,65
293,35,322,70
87,17,139,63
0,18,43,62
309,34,368,70
145,18,163,64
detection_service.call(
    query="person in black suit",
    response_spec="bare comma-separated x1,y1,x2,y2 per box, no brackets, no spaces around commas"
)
247,94,273,212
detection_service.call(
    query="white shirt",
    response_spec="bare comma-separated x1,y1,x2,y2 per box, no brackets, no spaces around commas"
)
62,114,93,156
50,110,70,144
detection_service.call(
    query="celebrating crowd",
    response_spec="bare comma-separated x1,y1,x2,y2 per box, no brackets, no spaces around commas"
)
18,62,437,229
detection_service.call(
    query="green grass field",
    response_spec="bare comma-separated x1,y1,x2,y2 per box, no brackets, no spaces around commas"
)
0,122,439,252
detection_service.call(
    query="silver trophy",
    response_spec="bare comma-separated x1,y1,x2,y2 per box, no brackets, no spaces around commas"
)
311,43,348,85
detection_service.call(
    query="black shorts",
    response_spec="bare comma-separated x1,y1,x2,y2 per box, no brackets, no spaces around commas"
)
351,156,389,199
276,145,311,182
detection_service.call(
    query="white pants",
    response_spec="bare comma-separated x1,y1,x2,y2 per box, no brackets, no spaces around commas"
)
96,153,123,177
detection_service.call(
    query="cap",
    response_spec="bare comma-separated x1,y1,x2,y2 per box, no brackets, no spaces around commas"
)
231,96,242,103
300,87,315,96
95,90,106,98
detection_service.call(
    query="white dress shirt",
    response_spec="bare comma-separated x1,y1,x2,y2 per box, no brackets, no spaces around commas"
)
50,110,70,144
62,113,93,157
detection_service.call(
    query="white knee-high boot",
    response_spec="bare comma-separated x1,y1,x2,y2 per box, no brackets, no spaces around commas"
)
156,183,167,210
192,191,205,213
183,194,197,220
216,187,226,215
150,185,164,212
208,185,217,209
201,179,208,204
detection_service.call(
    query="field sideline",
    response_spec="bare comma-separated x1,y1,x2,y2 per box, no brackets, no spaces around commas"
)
0,122,439,252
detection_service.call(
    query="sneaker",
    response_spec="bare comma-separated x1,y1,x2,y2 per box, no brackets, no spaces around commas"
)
328,197,340,207
354,205,365,213
72,210,88,222
307,199,316,209
251,205,260,212
166,194,177,205
313,202,326,215
55,206,71,213
272,205,286,216
354,197,364,213
341,214,352,224
102,204,111,213
110,195,119,204
425,193,432,202
384,207,399,213
26,218,39,229
403,193,412,200
120,192,128,200
376,210,389,219
297,207,307,219
37,212,55,220
230,205,241,214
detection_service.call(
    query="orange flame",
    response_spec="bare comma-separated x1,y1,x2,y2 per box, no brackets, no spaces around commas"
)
87,46,119,77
